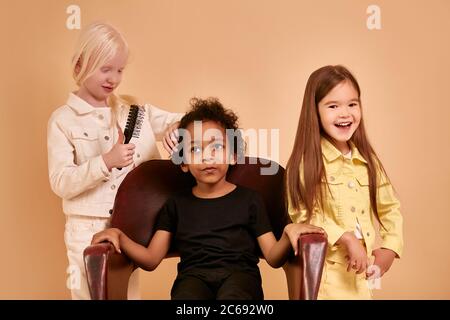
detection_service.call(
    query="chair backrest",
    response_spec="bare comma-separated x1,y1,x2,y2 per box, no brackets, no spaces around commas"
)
111,157,290,253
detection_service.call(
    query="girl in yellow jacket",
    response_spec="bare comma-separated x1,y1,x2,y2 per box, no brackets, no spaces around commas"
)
47,22,182,299
286,65,403,299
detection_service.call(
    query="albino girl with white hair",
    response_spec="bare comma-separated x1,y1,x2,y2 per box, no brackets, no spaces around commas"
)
47,22,182,299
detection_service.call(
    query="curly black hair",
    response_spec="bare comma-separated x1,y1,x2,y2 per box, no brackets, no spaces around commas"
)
174,97,245,163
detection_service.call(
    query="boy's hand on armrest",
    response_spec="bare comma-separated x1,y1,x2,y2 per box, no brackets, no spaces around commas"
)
284,223,326,256
91,228,123,254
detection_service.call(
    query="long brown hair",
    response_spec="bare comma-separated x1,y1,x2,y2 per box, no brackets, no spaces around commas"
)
286,65,388,226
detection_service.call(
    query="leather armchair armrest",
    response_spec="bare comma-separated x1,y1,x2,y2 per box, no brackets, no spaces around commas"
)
283,233,327,300
83,243,135,300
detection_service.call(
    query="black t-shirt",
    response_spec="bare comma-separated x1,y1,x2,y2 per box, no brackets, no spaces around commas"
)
154,185,273,275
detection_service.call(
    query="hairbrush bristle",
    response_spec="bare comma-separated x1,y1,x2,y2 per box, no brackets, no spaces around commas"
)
132,107,145,138
124,105,145,143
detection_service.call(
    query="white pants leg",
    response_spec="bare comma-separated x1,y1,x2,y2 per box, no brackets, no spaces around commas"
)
64,215,141,300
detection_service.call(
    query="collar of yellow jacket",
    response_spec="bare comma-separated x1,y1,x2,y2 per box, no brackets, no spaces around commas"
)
321,136,367,164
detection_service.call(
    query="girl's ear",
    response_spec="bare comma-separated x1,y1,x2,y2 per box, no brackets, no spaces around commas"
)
180,163,189,173
74,57,82,76
74,63,81,76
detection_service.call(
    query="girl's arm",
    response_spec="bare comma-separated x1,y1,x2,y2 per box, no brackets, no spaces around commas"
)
336,231,370,274
364,174,403,278
92,228,171,271
288,196,346,249
48,117,135,199
376,176,403,258
257,223,326,268
367,247,396,278
146,104,183,141
162,121,180,155
48,116,111,199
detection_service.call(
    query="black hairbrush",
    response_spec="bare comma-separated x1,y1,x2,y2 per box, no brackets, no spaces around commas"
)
123,105,145,143
118,105,145,170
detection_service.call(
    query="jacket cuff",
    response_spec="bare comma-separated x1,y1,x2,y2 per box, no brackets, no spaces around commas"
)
322,223,348,250
95,155,111,179
381,235,403,258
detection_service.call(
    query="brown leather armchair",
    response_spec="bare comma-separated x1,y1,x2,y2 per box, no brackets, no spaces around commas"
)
83,157,327,300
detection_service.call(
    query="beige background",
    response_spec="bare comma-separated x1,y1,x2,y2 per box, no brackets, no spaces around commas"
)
1,0,449,299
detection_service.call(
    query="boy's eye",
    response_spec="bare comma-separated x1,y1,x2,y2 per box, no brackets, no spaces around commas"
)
213,143,224,151
101,67,110,72
191,146,201,154
349,103,358,107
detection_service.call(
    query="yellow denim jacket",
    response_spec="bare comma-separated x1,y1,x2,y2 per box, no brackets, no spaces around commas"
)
288,137,403,263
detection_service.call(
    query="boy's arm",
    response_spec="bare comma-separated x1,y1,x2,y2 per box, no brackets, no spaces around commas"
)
92,228,172,272
257,231,290,269
120,229,172,271
257,224,326,269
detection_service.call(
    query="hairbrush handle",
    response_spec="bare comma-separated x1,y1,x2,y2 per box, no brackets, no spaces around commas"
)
117,105,144,170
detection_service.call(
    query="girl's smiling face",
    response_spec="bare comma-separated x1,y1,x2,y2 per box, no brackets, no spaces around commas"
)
318,80,361,154
76,49,128,107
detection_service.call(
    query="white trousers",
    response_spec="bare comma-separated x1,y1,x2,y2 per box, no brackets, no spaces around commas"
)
64,215,141,300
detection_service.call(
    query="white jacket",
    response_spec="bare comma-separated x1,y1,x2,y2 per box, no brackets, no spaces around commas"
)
48,93,182,217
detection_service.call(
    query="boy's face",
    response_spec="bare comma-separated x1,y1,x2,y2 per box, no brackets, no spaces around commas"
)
180,120,235,186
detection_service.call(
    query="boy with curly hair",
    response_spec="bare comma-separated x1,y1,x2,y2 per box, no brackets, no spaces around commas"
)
92,98,325,299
